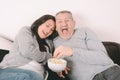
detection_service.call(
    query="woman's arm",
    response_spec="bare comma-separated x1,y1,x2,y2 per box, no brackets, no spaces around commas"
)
16,27,52,62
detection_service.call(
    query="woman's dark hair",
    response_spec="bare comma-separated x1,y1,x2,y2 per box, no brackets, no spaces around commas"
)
31,14,58,52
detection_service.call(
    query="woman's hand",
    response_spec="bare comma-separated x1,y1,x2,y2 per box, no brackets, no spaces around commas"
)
57,67,70,78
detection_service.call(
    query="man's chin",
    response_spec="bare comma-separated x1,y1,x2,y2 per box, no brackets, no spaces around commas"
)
60,35,70,40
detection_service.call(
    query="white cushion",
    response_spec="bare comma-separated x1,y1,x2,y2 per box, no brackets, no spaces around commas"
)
0,36,13,50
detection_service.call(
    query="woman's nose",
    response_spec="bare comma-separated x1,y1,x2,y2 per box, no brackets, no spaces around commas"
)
47,28,52,33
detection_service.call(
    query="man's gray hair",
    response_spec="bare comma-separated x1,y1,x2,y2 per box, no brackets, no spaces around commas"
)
56,10,73,19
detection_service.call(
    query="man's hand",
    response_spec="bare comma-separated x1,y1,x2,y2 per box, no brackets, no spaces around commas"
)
57,67,70,78
53,45,73,58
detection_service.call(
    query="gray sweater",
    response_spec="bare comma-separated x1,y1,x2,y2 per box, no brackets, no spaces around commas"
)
0,26,53,72
53,27,115,80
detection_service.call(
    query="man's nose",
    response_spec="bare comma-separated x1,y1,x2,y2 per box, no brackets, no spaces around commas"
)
62,21,67,26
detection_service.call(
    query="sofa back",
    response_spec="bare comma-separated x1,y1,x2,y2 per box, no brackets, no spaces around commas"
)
103,42,120,65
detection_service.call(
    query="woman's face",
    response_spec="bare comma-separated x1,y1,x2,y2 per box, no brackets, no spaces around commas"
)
38,19,55,39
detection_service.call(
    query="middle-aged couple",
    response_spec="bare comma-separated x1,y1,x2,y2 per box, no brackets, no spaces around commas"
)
0,10,120,80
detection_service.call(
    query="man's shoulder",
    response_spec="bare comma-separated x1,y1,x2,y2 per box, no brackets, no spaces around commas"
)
76,27,91,31
17,26,31,34
76,27,94,33
19,26,30,32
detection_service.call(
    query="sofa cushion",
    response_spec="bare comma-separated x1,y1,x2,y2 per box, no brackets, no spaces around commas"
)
103,42,120,65
0,49,9,62
0,42,120,65
0,36,13,50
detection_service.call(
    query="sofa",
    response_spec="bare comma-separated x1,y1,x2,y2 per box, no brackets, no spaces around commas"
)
0,41,120,80
102,42,120,65
0,41,120,64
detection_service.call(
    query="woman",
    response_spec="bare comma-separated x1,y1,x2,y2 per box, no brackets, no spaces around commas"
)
0,14,57,80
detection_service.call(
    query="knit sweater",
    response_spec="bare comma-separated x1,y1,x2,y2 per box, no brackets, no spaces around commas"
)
53,27,115,80
0,26,53,77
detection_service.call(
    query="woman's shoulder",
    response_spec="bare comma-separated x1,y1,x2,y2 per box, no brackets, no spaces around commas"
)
15,26,32,38
19,26,31,32
17,26,31,34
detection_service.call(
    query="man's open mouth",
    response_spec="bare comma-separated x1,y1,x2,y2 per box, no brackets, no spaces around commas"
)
61,28,68,34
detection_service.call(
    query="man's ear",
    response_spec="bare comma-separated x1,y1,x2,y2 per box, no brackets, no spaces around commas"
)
73,20,76,28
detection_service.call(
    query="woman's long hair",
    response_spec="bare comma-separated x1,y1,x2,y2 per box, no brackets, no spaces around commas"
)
31,15,58,52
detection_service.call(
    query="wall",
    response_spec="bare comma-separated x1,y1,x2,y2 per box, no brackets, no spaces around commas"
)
0,0,120,43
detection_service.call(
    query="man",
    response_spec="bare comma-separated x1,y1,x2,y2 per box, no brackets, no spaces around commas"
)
53,10,120,80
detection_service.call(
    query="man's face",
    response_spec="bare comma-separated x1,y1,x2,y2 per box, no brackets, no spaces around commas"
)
56,13,75,40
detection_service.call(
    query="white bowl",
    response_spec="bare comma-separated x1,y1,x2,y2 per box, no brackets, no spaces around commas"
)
47,58,67,72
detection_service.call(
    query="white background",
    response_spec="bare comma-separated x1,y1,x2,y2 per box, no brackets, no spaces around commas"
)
0,0,120,43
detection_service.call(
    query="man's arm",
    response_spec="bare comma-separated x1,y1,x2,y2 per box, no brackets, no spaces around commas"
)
53,28,114,65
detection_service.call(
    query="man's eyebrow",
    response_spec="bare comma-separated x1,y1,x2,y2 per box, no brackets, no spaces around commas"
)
56,18,72,20
56,19,62,20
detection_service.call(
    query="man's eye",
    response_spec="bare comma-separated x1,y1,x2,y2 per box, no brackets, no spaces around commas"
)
65,19,71,22
57,20,62,23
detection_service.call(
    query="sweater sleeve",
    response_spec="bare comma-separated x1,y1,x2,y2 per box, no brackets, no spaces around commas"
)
72,28,113,65
15,27,52,62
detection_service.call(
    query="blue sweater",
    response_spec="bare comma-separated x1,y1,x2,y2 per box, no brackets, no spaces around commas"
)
53,27,115,80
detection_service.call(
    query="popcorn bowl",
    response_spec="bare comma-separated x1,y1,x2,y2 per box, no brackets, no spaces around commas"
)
47,58,67,72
